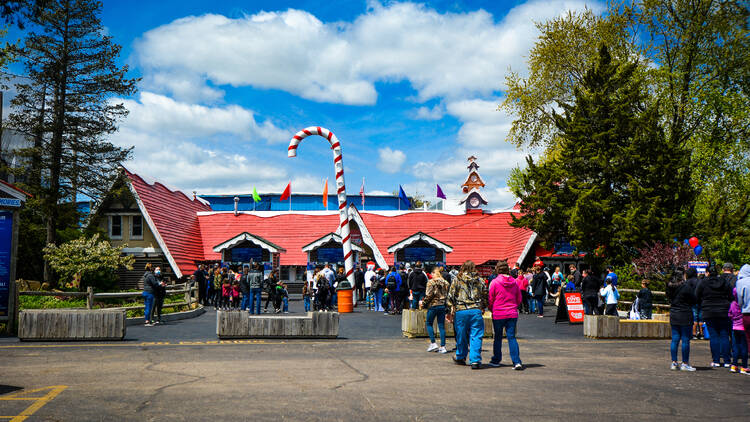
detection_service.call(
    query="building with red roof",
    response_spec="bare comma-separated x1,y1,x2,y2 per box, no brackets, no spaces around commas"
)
93,165,543,287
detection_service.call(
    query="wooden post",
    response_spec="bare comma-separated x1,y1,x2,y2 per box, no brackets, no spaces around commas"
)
185,284,191,308
86,286,94,310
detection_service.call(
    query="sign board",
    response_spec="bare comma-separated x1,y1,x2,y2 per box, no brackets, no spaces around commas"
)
404,247,436,262
0,211,12,317
230,247,263,263
318,247,344,264
564,292,584,323
688,261,710,275
0,198,21,208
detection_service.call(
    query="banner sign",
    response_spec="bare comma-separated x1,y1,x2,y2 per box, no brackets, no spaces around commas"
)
0,198,21,208
0,211,13,317
564,292,584,323
688,261,709,275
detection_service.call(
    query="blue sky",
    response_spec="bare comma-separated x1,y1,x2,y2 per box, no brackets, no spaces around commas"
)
7,0,602,208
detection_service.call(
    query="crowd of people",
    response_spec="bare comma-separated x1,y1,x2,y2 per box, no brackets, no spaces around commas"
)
190,263,290,314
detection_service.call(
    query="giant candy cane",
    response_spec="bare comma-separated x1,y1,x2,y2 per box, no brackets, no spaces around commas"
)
288,127,355,286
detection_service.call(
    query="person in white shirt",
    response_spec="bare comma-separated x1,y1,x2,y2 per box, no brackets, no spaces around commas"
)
364,264,377,311
599,278,620,316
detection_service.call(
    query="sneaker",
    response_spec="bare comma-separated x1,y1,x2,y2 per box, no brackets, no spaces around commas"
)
537,315,544,318
513,363,524,371
670,362,679,371
438,346,448,354
426,343,439,352
470,362,482,370
487,362,501,368
680,363,697,372
730,365,738,373
284,311,289,314
723,363,731,368
710,362,721,368
144,322,154,327
452,356,466,366
740,367,749,375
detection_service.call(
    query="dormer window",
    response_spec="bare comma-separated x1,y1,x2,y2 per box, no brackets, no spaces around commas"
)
109,215,122,239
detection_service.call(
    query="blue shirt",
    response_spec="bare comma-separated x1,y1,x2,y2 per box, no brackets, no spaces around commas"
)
605,272,618,286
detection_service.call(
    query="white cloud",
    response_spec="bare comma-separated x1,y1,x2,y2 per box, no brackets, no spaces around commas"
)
377,147,407,173
133,1,598,105
409,104,444,120
116,92,288,142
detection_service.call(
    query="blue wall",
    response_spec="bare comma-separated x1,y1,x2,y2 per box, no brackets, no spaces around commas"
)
200,194,406,211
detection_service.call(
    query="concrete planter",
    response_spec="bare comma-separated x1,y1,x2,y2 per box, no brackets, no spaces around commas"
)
401,309,495,339
584,315,670,339
216,311,339,339
19,309,126,341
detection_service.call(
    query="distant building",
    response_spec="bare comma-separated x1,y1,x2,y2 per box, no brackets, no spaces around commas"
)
200,192,404,212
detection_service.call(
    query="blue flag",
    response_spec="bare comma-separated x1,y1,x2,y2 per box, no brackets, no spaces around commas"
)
398,185,410,209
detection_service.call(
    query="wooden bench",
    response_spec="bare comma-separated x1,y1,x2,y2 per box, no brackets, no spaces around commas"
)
584,315,670,339
216,311,339,339
19,309,126,341
401,309,496,339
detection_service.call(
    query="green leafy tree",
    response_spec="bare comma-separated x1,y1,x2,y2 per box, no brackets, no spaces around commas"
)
511,46,693,266
43,233,134,291
502,1,750,263
8,0,138,283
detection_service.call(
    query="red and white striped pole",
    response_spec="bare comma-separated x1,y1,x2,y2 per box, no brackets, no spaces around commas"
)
288,127,355,287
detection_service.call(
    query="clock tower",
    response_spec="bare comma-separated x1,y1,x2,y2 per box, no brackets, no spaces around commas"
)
459,156,488,212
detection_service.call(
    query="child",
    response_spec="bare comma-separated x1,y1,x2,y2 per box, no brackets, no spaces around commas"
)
382,289,390,313
273,281,285,313
564,274,576,292
281,282,289,313
728,288,748,374
302,279,313,312
637,279,653,319
221,277,231,310
231,281,241,310
599,278,620,316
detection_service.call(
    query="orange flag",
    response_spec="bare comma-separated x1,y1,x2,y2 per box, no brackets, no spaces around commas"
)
322,178,328,209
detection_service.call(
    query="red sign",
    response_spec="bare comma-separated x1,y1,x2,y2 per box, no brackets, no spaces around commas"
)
564,292,584,323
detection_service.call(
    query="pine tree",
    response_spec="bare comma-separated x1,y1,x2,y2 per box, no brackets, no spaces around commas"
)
8,0,138,283
512,45,693,265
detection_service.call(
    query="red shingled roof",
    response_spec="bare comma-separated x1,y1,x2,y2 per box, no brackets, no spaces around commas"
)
360,212,534,266
124,168,212,277
198,213,342,265
124,170,535,272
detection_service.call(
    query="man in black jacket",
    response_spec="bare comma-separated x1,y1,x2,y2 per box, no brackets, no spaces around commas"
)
354,266,365,306
569,264,581,290
580,269,601,315
720,262,737,287
696,266,734,366
193,264,207,306
408,262,428,310
532,266,549,318
239,265,251,311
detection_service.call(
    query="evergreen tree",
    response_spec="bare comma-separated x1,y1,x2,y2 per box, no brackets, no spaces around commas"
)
511,46,693,265
8,0,138,283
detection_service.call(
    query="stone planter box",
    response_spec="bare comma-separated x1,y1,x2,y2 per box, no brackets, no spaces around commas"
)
584,315,670,339
216,311,339,339
401,309,495,339
19,309,126,341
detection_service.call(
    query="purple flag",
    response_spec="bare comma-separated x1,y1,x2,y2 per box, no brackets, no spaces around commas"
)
436,184,447,199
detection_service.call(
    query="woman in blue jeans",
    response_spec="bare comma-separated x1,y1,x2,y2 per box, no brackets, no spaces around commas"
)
446,260,488,370
141,263,159,327
696,266,734,367
666,268,697,371
487,262,524,370
421,267,450,354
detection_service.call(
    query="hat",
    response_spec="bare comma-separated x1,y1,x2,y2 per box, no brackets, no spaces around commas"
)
405,263,411,269
723,262,734,271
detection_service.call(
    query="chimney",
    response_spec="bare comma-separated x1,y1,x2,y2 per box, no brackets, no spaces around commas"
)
233,196,239,216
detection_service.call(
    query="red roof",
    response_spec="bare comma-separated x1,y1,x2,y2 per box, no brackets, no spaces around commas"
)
198,213,341,265
124,170,536,274
360,212,534,266
124,169,212,277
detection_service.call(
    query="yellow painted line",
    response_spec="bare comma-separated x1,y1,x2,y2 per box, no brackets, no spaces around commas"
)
0,385,67,422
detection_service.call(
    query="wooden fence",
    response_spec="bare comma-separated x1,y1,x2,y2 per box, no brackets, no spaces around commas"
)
18,283,198,312
617,288,671,310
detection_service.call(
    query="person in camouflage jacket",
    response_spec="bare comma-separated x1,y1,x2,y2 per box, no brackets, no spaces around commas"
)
446,261,487,368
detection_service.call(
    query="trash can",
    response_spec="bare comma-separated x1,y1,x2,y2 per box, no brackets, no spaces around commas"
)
337,280,353,313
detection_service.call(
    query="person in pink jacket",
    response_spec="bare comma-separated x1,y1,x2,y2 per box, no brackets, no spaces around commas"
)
728,288,748,374
488,260,523,370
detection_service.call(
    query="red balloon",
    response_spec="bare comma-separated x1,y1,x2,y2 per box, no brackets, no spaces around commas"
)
688,237,699,248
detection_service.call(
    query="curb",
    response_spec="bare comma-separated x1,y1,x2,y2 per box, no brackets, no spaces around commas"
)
126,306,206,326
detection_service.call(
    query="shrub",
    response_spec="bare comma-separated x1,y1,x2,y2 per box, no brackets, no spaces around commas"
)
43,234,135,291
632,242,693,290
